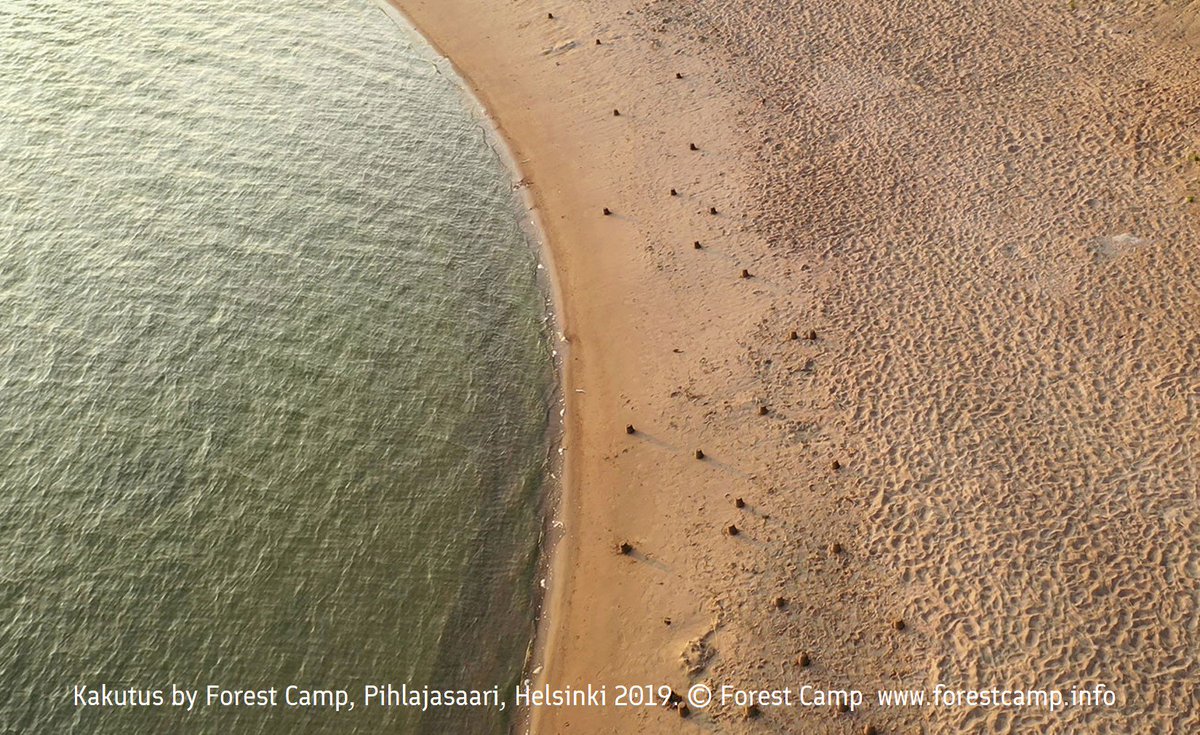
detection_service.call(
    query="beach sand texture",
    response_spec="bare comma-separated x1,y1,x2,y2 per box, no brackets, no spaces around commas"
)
391,0,1199,732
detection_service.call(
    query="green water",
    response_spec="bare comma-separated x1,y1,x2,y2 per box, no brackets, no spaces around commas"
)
0,0,553,732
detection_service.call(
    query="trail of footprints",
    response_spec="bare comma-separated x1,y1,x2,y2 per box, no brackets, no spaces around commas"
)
543,1,1199,732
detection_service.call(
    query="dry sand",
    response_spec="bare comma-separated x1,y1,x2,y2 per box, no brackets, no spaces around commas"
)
389,0,1199,732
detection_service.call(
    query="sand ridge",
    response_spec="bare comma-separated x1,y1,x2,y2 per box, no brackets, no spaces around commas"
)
390,0,1198,732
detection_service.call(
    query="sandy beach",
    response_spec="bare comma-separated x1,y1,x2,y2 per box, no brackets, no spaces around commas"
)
389,1,1199,732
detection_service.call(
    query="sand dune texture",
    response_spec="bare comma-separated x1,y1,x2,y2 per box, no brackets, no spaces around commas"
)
392,0,1198,732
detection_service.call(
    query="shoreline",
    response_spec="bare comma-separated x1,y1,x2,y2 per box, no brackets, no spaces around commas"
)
377,0,572,687
382,1,777,732
375,4,575,728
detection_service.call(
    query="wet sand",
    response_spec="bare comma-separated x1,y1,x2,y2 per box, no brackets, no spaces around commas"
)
389,0,1200,732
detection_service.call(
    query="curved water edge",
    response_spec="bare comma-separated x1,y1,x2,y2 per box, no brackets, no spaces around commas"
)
375,0,573,716
0,1,560,732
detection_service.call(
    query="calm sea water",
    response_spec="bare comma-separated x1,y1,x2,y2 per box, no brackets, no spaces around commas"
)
0,0,553,732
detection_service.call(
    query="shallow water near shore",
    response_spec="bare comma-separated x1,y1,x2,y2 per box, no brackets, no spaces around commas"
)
0,0,553,731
